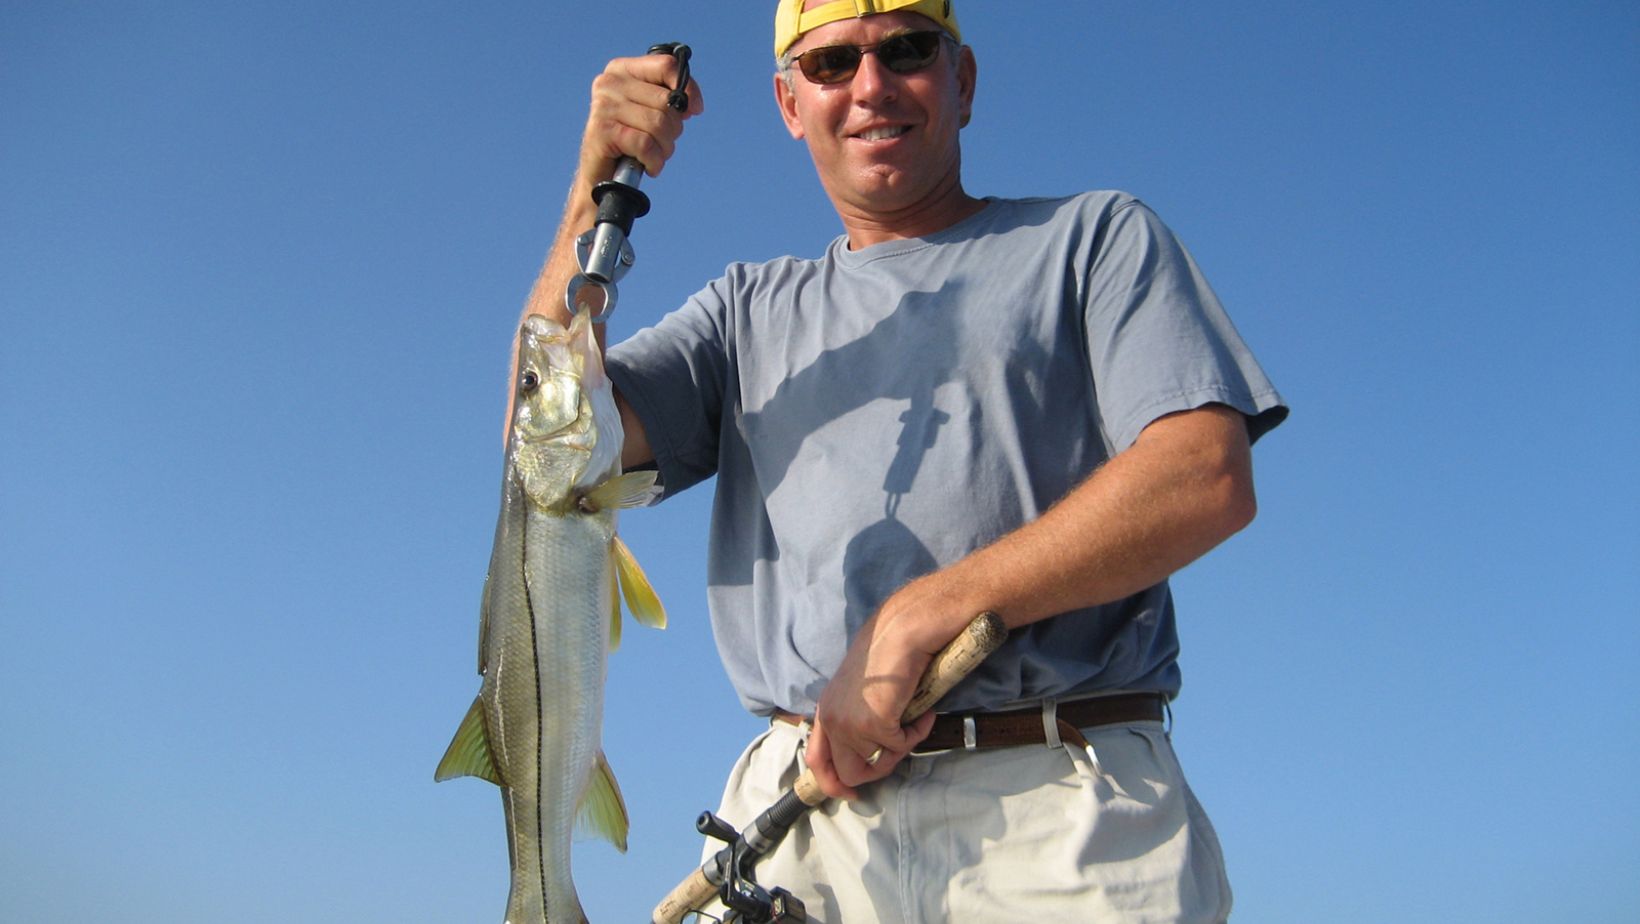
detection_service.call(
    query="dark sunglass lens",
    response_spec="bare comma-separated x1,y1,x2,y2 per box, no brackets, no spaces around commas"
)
800,45,864,84
880,32,942,74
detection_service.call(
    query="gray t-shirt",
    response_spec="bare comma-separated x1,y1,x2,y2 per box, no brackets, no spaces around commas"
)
607,192,1287,716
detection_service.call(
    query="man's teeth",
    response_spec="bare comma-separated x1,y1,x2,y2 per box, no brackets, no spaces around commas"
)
857,125,910,141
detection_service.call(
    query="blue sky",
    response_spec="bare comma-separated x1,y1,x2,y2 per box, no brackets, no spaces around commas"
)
3,2,1636,922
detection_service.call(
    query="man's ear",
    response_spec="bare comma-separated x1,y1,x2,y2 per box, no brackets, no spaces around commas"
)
773,71,806,140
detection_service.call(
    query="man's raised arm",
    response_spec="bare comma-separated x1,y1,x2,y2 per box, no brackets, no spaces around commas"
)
507,52,703,468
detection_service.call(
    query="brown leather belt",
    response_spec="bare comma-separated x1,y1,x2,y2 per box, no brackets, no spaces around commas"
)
772,692,1166,754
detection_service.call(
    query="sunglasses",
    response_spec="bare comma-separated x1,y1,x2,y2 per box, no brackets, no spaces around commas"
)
789,30,947,85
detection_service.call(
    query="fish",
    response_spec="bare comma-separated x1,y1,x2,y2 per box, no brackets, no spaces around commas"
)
436,311,666,923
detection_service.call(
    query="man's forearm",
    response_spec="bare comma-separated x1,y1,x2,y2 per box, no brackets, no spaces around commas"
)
807,403,1259,796
876,404,1258,655
522,177,603,333
502,52,701,436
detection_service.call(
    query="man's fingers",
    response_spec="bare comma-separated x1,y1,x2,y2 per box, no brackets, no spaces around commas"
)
604,53,705,121
682,77,705,115
586,58,703,176
905,709,937,748
837,742,902,789
804,721,859,802
807,717,932,800
588,83,677,170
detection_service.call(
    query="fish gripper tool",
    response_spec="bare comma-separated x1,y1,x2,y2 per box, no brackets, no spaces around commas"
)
566,42,692,323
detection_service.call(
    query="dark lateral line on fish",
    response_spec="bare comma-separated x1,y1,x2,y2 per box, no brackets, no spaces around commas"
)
522,528,550,914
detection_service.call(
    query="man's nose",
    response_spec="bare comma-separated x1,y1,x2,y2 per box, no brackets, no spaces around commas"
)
849,48,898,103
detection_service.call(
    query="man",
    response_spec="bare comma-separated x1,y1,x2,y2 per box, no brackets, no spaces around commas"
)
521,1,1286,920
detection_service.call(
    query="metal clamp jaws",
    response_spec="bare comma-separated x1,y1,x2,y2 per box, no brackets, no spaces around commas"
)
565,42,692,323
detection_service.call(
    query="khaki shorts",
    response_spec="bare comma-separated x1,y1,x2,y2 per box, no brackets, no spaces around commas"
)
701,713,1232,923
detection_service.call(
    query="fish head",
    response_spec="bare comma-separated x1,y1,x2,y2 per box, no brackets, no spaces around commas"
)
509,313,621,507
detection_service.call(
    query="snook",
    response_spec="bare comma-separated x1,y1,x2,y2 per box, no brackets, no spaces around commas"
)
437,312,665,924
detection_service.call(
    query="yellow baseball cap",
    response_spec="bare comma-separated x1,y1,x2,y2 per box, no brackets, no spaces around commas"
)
775,0,962,59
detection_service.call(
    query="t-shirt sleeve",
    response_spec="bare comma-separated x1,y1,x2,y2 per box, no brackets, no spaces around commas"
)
1083,200,1288,452
604,278,733,499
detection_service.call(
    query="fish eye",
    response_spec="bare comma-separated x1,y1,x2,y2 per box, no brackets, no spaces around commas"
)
519,369,540,393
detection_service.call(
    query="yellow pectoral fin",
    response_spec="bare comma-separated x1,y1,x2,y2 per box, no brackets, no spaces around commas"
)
584,470,659,511
613,534,667,629
434,697,502,786
576,750,630,852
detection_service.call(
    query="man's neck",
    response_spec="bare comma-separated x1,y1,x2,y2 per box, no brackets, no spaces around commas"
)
834,183,987,249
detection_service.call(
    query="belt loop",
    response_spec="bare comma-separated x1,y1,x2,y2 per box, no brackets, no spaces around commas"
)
1040,698,1061,749
1163,696,1173,736
962,715,977,750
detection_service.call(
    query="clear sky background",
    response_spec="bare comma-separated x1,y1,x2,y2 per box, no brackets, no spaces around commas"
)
3,2,1637,922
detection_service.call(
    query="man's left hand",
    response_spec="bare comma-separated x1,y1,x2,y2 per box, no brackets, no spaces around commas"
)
805,582,962,800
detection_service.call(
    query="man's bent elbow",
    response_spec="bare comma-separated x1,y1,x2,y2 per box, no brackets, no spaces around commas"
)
1210,428,1258,541
1219,470,1258,538
616,389,657,470
1198,407,1259,541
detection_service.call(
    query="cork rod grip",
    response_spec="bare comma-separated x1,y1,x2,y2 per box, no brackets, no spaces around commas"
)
903,610,1007,719
651,867,715,924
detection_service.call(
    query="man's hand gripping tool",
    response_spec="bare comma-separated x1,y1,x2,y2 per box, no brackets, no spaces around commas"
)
565,42,692,322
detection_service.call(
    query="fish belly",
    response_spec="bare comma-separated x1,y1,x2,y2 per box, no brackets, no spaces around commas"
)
483,506,613,924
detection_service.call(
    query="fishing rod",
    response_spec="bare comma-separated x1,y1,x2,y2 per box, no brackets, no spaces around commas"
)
651,612,1010,924
566,42,693,322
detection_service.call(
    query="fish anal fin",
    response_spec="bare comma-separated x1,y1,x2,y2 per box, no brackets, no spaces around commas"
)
434,697,502,786
614,535,667,630
576,750,630,852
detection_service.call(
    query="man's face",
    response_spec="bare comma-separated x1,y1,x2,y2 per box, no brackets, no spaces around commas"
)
774,11,976,222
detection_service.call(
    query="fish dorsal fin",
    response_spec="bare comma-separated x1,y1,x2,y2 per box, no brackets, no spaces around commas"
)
576,750,630,852
613,535,667,630
434,697,501,786
583,470,660,511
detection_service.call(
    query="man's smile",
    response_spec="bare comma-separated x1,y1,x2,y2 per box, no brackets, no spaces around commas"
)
851,124,913,142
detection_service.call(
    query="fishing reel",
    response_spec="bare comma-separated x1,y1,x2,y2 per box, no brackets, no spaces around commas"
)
694,811,808,924
566,42,692,323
